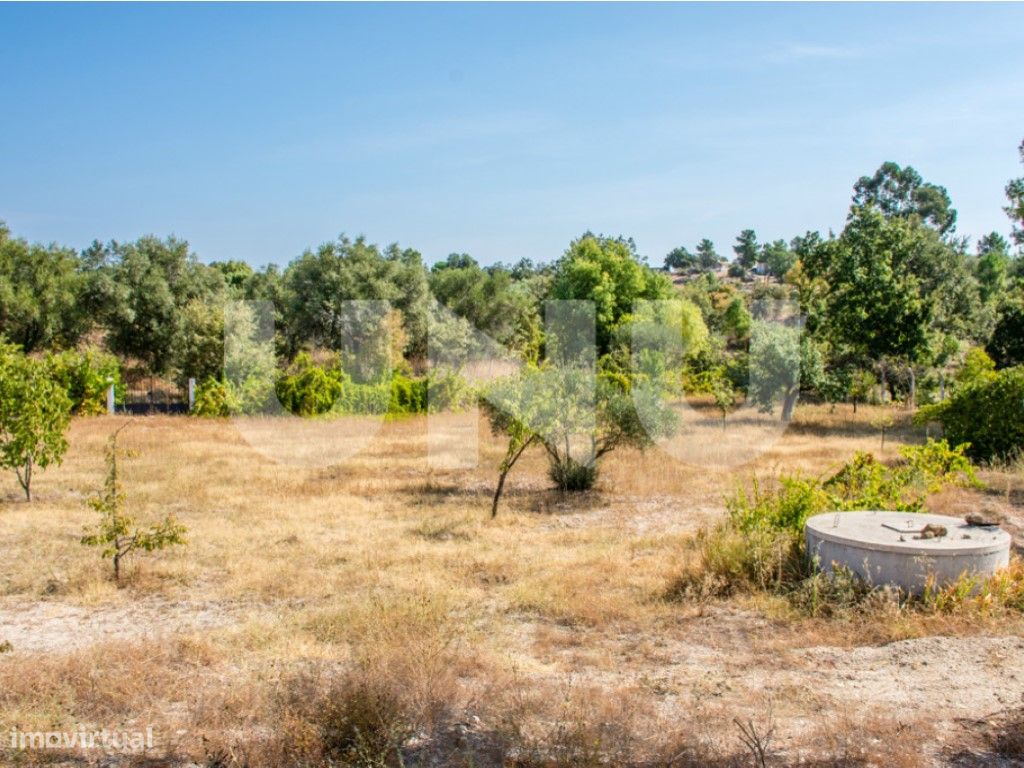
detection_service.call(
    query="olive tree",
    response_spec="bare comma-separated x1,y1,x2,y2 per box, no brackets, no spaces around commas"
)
0,341,72,500
483,366,676,516
747,322,824,422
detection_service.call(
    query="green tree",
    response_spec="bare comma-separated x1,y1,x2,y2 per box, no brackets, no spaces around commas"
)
852,161,957,236
81,427,186,582
975,232,1010,304
483,366,676,515
802,206,982,401
790,231,823,261
664,246,696,273
209,260,256,296
695,238,720,270
94,236,224,377
733,229,759,269
761,239,796,278
747,322,824,422
721,296,752,344
282,235,429,359
175,299,225,385
0,223,85,352
429,254,541,355
1006,139,1024,248
549,234,672,355
987,287,1024,368
0,342,71,500
955,347,997,388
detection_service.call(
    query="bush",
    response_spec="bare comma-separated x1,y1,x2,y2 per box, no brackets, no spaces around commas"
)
917,366,1024,462
676,441,981,598
271,354,467,418
425,368,470,412
192,378,239,417
45,347,121,415
276,353,345,416
388,373,427,415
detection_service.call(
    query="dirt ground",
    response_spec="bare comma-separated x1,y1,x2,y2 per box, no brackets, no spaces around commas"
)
1,404,1023,766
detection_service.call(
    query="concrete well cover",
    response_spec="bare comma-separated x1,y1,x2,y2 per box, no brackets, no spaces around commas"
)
805,510,1011,592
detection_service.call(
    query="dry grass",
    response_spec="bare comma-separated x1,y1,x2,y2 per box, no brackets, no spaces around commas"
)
0,404,1022,765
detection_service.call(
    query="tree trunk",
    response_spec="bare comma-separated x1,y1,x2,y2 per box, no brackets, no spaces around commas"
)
491,467,511,519
781,388,799,422
491,439,532,518
113,551,122,584
907,365,916,410
18,457,32,502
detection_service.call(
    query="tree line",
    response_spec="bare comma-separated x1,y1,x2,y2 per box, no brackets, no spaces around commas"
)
0,142,1022,417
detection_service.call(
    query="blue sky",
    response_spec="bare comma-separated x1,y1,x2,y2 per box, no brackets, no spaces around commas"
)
1,2,1022,268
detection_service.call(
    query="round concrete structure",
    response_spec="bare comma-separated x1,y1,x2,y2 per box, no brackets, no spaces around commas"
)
805,511,1011,594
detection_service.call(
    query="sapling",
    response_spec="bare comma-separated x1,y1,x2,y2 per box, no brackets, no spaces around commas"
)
81,426,186,583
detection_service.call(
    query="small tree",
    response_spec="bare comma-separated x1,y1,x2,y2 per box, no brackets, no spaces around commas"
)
81,427,186,583
710,375,736,430
747,322,823,422
483,366,676,516
0,341,71,500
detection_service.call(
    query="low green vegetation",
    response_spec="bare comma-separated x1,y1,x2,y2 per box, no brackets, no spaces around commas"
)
917,365,1024,462
44,347,121,415
669,440,1012,618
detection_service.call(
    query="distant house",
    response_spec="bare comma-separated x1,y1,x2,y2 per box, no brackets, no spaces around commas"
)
752,261,770,276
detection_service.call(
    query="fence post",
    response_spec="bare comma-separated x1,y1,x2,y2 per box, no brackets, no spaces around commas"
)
106,384,115,415
188,378,196,412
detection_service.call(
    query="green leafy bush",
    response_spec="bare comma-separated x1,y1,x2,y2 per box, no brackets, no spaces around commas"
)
275,353,345,416
45,347,121,415
678,441,981,598
269,353,463,418
917,366,1024,462
388,373,427,414
192,378,239,417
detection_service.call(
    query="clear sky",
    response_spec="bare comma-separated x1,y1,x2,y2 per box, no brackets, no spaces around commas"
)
2,2,1022,268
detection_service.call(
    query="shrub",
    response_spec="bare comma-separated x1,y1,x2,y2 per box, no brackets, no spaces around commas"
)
677,441,982,599
388,373,427,415
45,347,122,415
917,366,1024,462
275,352,345,416
424,367,470,412
955,347,997,388
268,354,467,418
192,377,239,417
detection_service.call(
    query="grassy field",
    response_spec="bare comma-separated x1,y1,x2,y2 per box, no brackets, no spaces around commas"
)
1,404,1023,766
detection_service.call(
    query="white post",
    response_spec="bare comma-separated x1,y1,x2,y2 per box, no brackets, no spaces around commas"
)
188,378,196,411
106,384,115,415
